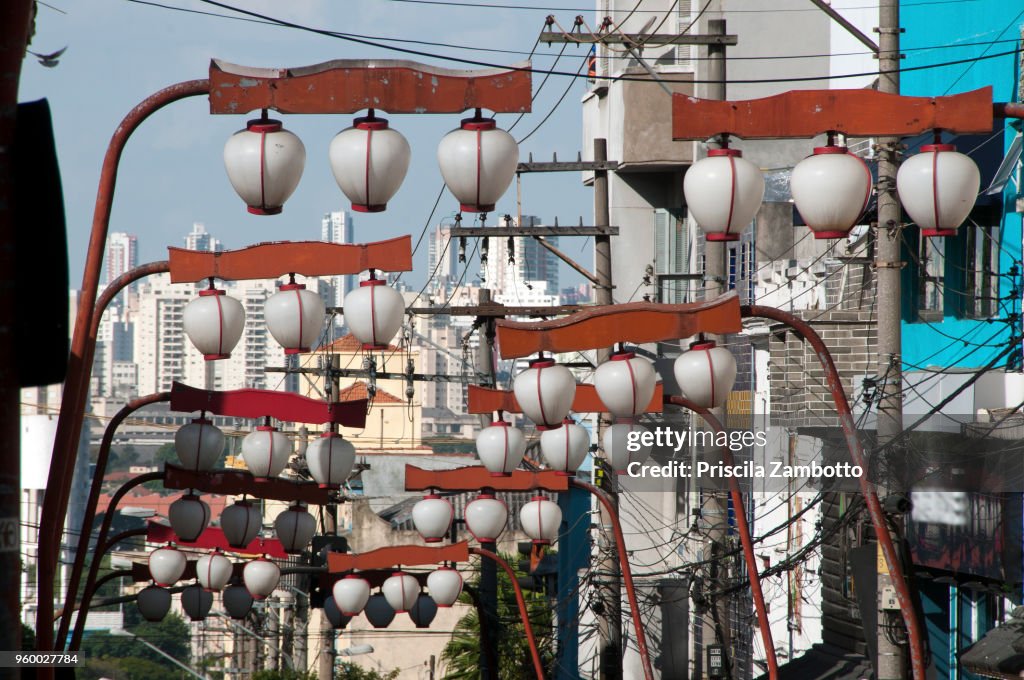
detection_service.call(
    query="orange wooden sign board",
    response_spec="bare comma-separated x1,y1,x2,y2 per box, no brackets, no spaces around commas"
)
209,59,532,115
170,381,368,428
168,236,412,283
327,542,471,573
672,87,994,140
467,383,664,414
495,292,743,359
163,464,334,506
404,464,570,493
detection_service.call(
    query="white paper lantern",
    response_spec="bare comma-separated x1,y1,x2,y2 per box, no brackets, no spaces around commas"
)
412,494,454,543
343,277,405,349
220,500,263,549
513,358,576,430
223,118,305,215
274,502,316,555
174,418,224,471
540,419,590,475
791,145,872,239
364,593,396,628
519,496,562,545
223,582,254,619
196,550,233,592
241,425,291,481
464,492,508,543
136,584,171,622
306,432,356,489
602,422,653,473
181,584,214,621
408,593,438,628
323,596,352,630
333,575,371,616
594,351,657,418
897,143,980,237
329,114,412,212
169,493,211,543
427,567,463,607
683,148,765,242
148,545,186,587
183,286,245,360
673,340,738,409
243,556,281,600
382,571,421,614
437,114,519,212
265,280,326,354
475,421,527,476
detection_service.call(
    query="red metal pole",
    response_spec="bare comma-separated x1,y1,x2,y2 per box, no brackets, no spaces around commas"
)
68,471,163,651
469,547,546,680
56,390,171,647
666,395,779,680
742,304,926,680
62,527,148,639
568,479,655,680
36,81,208,653
994,102,1024,119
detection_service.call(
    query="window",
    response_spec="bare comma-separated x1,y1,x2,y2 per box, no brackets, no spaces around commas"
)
654,208,690,303
963,223,1000,319
675,0,694,67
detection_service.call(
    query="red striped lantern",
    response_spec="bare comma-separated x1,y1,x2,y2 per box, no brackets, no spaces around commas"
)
683,148,764,242
220,499,262,549
512,358,576,430
174,418,224,472
539,419,590,475
241,425,291,481
791,145,872,240
897,143,980,237
343,275,405,350
673,340,737,409
519,495,562,545
183,284,245,361
329,113,411,212
223,118,305,215
594,350,656,418
437,111,519,213
265,276,326,354
475,420,527,477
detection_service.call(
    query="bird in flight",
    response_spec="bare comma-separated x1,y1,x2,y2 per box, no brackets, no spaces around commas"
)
28,46,67,68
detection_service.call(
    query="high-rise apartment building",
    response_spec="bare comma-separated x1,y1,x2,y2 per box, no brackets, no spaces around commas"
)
482,215,559,306
185,223,223,253
105,232,138,285
321,211,355,307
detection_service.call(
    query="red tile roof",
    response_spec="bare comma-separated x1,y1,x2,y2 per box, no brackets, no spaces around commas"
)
318,334,400,354
338,381,405,405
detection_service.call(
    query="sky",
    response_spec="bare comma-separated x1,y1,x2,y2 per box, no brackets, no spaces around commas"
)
18,0,598,291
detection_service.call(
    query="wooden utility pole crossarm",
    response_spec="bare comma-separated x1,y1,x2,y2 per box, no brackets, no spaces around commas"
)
539,32,738,46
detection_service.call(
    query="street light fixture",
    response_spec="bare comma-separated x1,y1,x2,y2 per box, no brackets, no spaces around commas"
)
174,417,225,471
240,423,291,481
264,274,327,354
181,583,214,621
683,147,765,242
222,115,306,215
136,584,172,622
475,418,527,476
672,339,738,409
897,141,981,237
333,575,371,616
220,499,263,549
329,111,412,212
519,495,561,545
382,571,420,613
196,550,233,592
463,491,508,543
594,349,657,418
602,421,653,473
273,502,316,554
168,492,211,542
338,644,375,657
182,282,245,360
426,567,463,607
512,357,576,430
342,270,406,350
242,556,281,600
148,544,187,587
437,109,519,213
790,139,872,240
539,418,590,475
411,493,454,544
222,582,254,620
305,431,356,489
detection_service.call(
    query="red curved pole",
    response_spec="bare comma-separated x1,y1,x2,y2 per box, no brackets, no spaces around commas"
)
667,395,778,679
568,479,655,680
69,471,163,651
37,80,208,653
63,527,148,634
56,390,171,647
743,304,926,680
469,547,546,680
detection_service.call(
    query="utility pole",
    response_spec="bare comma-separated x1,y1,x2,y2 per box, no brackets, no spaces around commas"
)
593,137,623,680
697,18,734,678
319,355,341,680
875,0,906,677
475,288,500,680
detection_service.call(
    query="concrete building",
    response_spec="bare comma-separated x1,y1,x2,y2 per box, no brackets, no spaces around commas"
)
104,232,137,286
322,211,356,308
184,222,223,253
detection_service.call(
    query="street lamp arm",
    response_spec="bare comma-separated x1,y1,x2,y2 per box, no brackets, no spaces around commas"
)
567,479,655,680
468,547,546,680
38,78,210,656
70,471,164,651
58,391,171,647
665,395,778,680
741,304,927,680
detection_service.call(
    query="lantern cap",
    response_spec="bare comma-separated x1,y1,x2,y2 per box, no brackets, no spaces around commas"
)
423,492,443,500
708,148,742,158
344,574,365,580
529,358,556,368
460,117,497,132
354,115,389,131
279,282,306,291
476,491,496,500
320,431,341,439
190,417,212,425
530,495,548,502
435,565,457,572
198,287,226,297
922,228,959,237
246,119,283,133
689,340,716,351
359,278,387,288
609,351,635,361
921,143,956,153
489,420,511,427
812,145,849,155
391,570,408,577
256,425,276,432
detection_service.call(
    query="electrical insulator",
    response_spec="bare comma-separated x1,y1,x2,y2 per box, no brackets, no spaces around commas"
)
507,236,515,264
458,236,467,263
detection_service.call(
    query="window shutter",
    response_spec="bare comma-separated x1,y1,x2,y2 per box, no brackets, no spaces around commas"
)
676,0,694,68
